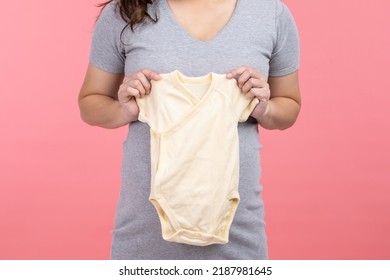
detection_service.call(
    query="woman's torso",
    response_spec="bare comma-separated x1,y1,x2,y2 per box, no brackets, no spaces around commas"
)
109,0,279,259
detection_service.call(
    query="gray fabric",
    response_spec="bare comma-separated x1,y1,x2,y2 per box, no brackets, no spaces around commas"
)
89,0,300,259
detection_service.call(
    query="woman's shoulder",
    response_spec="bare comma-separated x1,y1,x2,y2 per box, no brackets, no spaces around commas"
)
242,0,295,26
240,0,283,17
97,0,126,27
243,0,287,13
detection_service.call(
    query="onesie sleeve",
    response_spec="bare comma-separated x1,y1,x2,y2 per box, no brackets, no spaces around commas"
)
89,2,126,73
231,84,260,122
268,1,300,77
136,96,149,124
238,97,259,122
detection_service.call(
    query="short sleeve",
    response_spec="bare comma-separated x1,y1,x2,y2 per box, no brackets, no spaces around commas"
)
231,84,260,122
268,1,300,77
135,96,148,123
89,3,126,73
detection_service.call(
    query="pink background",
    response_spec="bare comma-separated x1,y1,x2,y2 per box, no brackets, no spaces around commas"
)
0,0,389,259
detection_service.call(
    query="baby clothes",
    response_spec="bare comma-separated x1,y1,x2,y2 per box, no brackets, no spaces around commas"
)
136,70,259,246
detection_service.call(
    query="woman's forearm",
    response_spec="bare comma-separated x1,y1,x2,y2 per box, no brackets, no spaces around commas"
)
78,94,134,129
252,96,301,130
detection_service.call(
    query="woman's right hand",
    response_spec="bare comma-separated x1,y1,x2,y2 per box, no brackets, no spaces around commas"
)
118,69,161,122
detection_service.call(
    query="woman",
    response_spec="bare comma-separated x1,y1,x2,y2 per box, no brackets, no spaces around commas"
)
78,0,301,259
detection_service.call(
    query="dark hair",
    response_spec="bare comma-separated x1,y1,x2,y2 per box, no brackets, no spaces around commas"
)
97,0,158,32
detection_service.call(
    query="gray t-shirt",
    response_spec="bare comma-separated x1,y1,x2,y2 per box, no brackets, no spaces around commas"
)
89,0,299,259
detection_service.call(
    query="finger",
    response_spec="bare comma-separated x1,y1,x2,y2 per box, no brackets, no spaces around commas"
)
236,69,253,88
141,69,161,81
126,87,140,98
131,72,151,96
245,87,257,99
118,88,136,103
118,84,131,100
241,78,268,93
247,87,270,100
226,65,249,79
227,66,266,84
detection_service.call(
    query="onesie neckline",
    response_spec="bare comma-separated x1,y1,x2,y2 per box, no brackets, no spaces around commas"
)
149,70,220,136
170,70,217,104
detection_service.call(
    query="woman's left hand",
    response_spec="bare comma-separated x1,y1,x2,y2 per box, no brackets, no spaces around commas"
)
226,66,271,118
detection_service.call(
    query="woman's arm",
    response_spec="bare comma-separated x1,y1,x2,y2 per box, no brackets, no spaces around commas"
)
78,63,132,129
78,64,160,129
251,71,301,130
226,66,301,130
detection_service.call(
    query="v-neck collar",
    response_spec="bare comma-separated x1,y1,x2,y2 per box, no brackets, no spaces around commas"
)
161,0,241,45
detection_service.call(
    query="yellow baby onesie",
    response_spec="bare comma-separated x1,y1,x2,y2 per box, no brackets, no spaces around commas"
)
136,70,259,246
